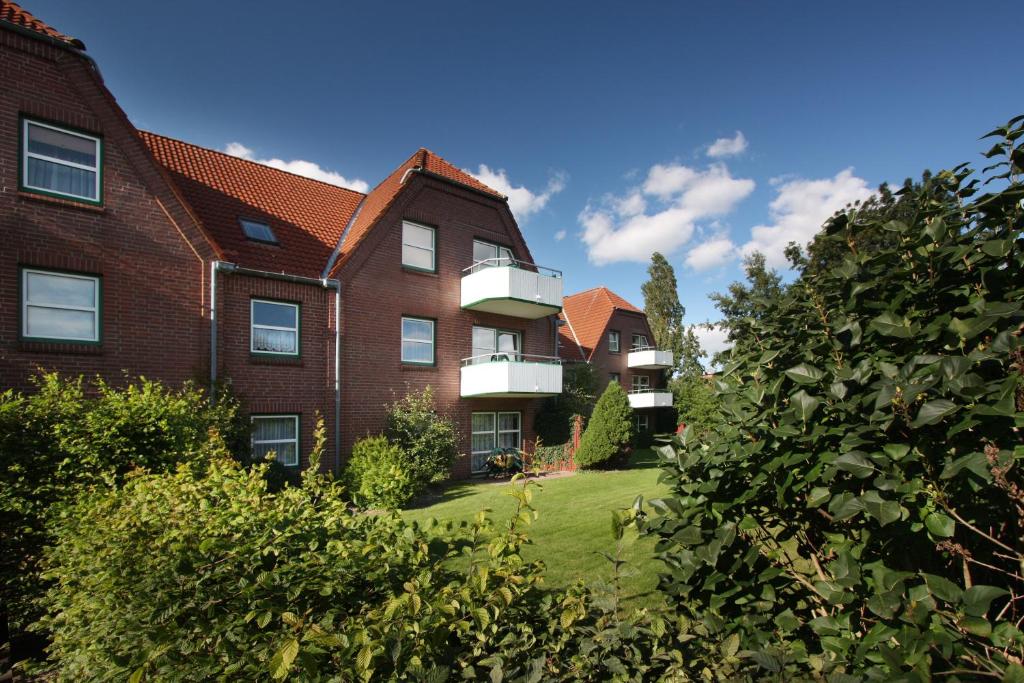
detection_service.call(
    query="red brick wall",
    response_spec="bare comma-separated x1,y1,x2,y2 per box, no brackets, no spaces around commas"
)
0,31,209,391
213,273,338,472
588,309,665,394
337,176,558,478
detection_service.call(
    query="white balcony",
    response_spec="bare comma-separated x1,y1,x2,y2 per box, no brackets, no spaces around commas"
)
627,348,674,370
628,389,673,409
460,260,563,319
460,354,563,398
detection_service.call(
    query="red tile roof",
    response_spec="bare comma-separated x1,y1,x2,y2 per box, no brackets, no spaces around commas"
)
328,148,503,274
0,0,82,47
559,287,644,362
140,131,365,278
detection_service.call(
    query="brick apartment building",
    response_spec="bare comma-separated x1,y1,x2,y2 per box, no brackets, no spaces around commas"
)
558,287,676,436
0,1,564,478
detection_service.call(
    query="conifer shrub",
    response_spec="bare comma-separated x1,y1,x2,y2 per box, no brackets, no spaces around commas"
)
575,381,634,469
344,435,418,509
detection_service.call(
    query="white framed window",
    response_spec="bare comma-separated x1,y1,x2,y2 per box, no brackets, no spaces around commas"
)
240,218,277,244
608,330,621,353
402,221,436,271
636,414,650,432
631,333,649,350
470,326,520,364
22,118,101,203
472,239,514,267
401,316,435,364
470,411,521,473
251,299,299,356
251,415,299,466
21,268,100,342
631,375,651,392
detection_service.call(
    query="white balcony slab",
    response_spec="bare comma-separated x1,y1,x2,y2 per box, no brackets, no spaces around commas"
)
461,359,562,398
627,349,673,369
461,265,562,319
628,390,673,409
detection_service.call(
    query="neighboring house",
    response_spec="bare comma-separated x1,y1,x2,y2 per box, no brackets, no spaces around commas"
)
0,1,563,478
558,287,675,435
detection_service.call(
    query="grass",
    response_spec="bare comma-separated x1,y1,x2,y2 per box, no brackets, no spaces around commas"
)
403,449,670,606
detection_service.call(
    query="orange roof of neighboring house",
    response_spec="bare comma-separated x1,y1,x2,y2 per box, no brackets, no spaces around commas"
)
328,148,503,274
559,287,645,362
0,0,81,47
140,131,366,278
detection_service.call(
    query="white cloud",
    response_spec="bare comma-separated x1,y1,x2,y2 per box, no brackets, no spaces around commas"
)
685,237,737,271
707,131,748,158
223,142,369,193
580,162,754,265
691,324,732,367
741,168,872,267
554,230,567,241
469,165,566,222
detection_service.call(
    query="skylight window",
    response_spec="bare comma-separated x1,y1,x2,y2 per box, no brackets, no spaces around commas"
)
240,218,277,244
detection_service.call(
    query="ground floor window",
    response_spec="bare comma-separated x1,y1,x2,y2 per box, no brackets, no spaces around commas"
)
635,413,650,433
251,415,299,466
470,411,521,473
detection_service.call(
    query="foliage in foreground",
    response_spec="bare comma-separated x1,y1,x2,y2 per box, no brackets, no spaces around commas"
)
647,116,1024,679
576,381,634,469
343,434,418,509
384,386,459,486
38,429,715,682
0,373,241,635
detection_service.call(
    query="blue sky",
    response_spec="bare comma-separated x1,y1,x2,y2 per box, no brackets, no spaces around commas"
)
32,1,1020,357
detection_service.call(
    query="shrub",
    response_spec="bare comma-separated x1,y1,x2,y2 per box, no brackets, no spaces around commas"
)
344,435,418,509
531,442,571,469
575,382,633,469
669,372,719,438
37,435,703,681
535,362,599,444
0,373,241,639
646,117,1024,679
383,386,458,485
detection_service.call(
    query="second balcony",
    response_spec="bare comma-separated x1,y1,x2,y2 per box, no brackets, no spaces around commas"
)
627,347,674,370
460,354,563,398
460,259,563,319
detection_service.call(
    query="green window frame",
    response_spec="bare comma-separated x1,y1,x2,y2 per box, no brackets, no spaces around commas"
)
608,330,621,353
251,414,300,467
20,267,102,344
402,221,436,272
250,299,300,357
401,316,435,365
19,116,103,205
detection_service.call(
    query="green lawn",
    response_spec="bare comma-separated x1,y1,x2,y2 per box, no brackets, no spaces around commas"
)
403,449,670,606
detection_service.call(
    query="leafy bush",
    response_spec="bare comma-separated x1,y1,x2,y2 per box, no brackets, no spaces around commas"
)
669,372,719,439
535,362,599,444
383,386,458,485
344,435,418,509
575,382,633,469
531,442,571,469
0,373,241,638
37,433,703,681
646,117,1024,679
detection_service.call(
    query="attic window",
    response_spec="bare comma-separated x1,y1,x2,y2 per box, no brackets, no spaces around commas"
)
240,219,277,244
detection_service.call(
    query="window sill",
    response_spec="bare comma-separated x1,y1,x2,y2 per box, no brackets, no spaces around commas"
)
400,363,437,371
18,191,105,213
401,266,438,277
18,341,103,355
250,355,304,367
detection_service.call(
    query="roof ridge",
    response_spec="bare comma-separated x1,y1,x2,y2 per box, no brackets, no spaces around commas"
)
0,0,81,47
138,129,368,198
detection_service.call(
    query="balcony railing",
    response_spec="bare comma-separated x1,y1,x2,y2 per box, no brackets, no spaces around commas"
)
460,353,563,398
460,258,563,319
627,345,674,370
627,387,673,409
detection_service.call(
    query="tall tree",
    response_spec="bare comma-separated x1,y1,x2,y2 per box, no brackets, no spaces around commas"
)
642,252,704,376
709,251,784,360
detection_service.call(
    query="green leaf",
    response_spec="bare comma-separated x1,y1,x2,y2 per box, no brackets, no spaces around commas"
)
924,217,947,242
924,513,955,538
791,390,821,422
911,399,959,427
963,585,1009,617
784,363,826,385
835,452,875,478
1003,663,1024,683
922,573,963,603
869,311,912,338
269,638,299,680
806,487,831,507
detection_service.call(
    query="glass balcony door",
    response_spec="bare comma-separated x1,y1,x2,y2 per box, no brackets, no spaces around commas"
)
471,326,520,364
473,240,514,269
